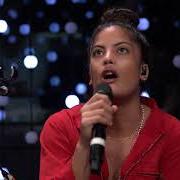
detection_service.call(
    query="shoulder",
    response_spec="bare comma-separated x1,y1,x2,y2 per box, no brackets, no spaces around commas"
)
152,108,180,148
40,104,83,143
155,108,180,135
143,97,180,136
44,104,83,130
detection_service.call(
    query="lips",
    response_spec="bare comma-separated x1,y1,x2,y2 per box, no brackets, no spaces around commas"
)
101,69,118,82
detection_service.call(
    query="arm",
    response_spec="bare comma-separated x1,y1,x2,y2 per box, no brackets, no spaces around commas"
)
39,113,75,180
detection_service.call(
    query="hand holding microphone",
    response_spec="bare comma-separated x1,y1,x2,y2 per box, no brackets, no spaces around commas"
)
78,84,117,174
72,83,117,179
89,83,115,174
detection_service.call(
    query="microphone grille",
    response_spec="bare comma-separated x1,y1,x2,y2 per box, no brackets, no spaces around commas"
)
95,83,113,101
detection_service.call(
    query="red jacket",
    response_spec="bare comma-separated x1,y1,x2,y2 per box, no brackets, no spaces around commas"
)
40,98,180,179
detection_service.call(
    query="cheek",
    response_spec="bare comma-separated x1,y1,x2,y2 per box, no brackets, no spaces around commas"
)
120,61,141,82
89,63,100,80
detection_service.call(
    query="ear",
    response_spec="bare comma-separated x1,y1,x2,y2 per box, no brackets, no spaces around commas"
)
140,64,149,81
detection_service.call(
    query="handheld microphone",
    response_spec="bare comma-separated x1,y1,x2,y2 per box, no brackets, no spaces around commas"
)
90,83,113,175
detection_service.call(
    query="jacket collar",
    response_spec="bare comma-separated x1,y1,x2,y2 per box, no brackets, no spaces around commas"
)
100,97,166,178
121,97,165,177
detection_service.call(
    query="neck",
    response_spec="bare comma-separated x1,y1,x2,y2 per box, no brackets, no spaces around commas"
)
107,95,143,138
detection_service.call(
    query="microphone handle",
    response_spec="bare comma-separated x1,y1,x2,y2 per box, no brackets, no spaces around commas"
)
90,123,106,174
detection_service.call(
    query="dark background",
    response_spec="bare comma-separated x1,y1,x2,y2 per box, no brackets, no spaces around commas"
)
0,0,180,179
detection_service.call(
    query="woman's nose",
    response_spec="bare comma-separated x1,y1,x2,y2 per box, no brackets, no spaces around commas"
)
103,51,114,64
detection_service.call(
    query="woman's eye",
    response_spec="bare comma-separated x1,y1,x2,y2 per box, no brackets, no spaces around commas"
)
92,49,104,57
117,47,128,54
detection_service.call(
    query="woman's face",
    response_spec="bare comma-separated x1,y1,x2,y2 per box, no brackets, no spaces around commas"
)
89,25,143,100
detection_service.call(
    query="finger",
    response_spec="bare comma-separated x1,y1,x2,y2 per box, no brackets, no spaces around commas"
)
81,98,112,113
112,105,118,113
81,115,113,127
86,93,111,105
82,107,113,120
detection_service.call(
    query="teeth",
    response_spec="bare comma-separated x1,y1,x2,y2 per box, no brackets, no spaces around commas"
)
104,71,116,79
106,72,113,75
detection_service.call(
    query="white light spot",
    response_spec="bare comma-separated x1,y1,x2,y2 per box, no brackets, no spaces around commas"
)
141,91,150,98
0,19,8,33
24,55,38,69
65,95,80,108
25,131,38,144
172,54,180,69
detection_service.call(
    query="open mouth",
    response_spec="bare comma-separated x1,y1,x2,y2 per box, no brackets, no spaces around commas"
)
102,70,118,81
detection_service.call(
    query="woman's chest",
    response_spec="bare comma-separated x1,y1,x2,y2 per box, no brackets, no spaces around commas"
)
105,139,133,180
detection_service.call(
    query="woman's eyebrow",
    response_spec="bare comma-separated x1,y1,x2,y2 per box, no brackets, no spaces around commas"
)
114,41,132,47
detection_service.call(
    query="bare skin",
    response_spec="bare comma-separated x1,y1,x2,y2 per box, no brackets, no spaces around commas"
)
72,25,150,180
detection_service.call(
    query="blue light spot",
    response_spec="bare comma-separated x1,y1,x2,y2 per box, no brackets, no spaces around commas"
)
19,24,31,35
36,11,45,19
49,22,60,33
174,20,180,28
137,18,150,31
0,0,4,7
75,83,87,95
8,9,18,19
49,76,61,87
45,0,57,5
7,35,17,44
24,47,35,56
97,0,105,4
0,109,6,121
71,0,87,4
65,22,78,34
46,51,58,62
85,11,94,19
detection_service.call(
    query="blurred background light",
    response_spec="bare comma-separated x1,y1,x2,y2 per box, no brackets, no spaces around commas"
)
137,17,150,31
75,83,87,95
45,0,57,5
97,0,105,4
85,10,94,19
0,109,6,122
65,95,80,108
24,55,38,69
71,0,87,4
7,8,18,19
49,75,61,87
19,24,31,35
0,19,8,33
65,21,78,34
174,20,180,28
0,0,4,6
141,91,150,98
172,54,180,69
36,10,45,19
24,47,35,56
49,22,60,33
24,131,38,144
46,50,58,62
60,34,69,45
0,96,9,106
7,35,17,44
23,0,32,5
